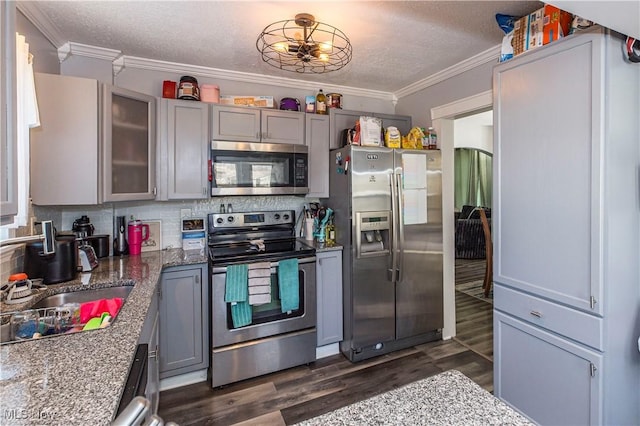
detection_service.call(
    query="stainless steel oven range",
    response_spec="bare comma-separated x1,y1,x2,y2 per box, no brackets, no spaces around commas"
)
208,210,316,387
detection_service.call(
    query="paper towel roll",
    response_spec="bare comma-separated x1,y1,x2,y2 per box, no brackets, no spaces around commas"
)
360,241,385,253
304,218,315,241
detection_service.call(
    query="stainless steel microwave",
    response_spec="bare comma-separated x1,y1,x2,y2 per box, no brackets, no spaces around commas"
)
210,141,308,196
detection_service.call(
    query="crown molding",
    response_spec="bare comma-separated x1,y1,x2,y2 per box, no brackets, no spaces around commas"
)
17,0,496,104
117,55,395,102
431,90,493,121
57,42,121,64
16,1,65,47
394,45,501,99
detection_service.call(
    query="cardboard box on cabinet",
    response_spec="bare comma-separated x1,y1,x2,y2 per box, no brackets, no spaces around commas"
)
220,95,275,108
512,5,572,56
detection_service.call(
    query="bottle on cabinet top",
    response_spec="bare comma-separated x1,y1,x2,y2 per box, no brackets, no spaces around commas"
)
316,89,327,115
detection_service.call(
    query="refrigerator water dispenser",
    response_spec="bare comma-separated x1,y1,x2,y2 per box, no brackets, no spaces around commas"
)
355,211,391,258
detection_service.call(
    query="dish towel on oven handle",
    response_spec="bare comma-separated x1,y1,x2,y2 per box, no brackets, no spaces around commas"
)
248,262,272,305
225,264,251,328
278,258,299,312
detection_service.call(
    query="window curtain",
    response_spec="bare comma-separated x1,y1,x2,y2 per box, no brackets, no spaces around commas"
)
454,148,492,210
5,33,40,228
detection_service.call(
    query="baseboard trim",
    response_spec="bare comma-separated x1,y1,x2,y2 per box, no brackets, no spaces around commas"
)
159,369,207,391
316,343,340,359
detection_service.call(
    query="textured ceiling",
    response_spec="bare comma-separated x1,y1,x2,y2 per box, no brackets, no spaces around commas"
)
23,1,543,93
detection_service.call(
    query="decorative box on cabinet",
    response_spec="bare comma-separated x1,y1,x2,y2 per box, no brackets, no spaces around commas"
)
305,114,330,198
329,109,412,149
211,104,305,144
316,248,343,346
157,99,209,200
493,28,640,425
0,1,17,224
30,73,156,205
159,264,209,378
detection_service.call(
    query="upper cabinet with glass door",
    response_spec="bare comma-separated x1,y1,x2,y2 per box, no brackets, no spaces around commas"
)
103,85,156,202
30,73,156,205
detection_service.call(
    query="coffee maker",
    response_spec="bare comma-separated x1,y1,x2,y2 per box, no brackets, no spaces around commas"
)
114,216,129,255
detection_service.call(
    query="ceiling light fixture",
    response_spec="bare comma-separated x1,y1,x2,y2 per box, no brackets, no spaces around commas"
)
256,13,352,74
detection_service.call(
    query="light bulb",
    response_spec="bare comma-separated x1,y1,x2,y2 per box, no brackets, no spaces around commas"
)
319,41,332,51
318,53,329,62
273,42,288,52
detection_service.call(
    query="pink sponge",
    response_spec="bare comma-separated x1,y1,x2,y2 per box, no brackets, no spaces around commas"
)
79,297,123,324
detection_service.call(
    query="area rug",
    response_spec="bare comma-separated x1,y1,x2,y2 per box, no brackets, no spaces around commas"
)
456,280,492,303
294,370,532,425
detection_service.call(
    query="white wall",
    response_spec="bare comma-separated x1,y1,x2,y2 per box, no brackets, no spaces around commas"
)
395,60,494,128
15,10,59,75
454,110,493,153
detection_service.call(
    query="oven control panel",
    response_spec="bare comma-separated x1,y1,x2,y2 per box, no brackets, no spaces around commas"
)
208,210,294,229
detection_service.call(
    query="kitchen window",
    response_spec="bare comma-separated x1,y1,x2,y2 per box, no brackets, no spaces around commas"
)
1,23,39,230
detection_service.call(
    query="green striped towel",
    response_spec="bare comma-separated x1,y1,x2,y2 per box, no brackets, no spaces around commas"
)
278,258,299,312
225,264,251,328
230,302,251,329
225,264,248,302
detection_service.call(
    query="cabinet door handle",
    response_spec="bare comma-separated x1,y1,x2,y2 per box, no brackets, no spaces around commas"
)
530,310,542,318
149,349,158,359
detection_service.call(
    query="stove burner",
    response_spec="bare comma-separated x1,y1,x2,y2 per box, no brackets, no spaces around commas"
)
207,210,315,266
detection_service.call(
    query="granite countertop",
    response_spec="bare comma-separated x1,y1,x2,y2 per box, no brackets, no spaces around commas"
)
0,248,206,425
295,370,533,425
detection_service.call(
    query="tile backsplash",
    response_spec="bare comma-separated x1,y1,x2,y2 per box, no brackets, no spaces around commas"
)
33,196,319,252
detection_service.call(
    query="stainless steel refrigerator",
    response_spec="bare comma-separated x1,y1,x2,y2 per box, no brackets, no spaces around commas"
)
327,145,443,362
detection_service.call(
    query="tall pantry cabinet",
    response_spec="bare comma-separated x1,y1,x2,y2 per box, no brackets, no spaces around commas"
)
493,28,639,425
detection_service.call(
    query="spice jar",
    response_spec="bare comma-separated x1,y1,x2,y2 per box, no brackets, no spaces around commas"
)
177,76,200,101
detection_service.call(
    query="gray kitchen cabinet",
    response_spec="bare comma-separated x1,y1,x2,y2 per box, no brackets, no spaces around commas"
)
138,286,160,415
157,99,209,200
30,73,156,205
211,104,305,144
305,114,330,198
316,248,343,346
329,109,412,149
159,264,209,378
261,109,305,144
493,28,639,425
0,2,17,224
494,311,602,425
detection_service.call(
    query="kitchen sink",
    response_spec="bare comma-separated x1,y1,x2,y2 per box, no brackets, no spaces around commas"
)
31,285,134,309
1,285,135,345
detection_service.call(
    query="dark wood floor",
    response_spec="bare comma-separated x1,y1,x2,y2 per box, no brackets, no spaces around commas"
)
454,258,493,360
158,259,493,425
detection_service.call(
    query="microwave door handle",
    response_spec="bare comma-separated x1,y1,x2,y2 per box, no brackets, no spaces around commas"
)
395,171,405,284
389,171,398,283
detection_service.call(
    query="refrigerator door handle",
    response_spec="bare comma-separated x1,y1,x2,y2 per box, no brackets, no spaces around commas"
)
389,171,398,283
395,171,405,284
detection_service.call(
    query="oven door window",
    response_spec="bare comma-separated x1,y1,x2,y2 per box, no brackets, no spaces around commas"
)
212,152,292,188
226,269,305,328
